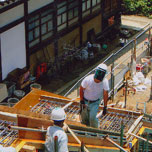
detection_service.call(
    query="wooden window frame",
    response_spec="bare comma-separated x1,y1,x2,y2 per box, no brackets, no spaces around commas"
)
57,1,67,28
67,0,79,21
82,0,91,14
28,8,54,48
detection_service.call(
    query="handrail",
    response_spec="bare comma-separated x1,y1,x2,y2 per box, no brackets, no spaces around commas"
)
136,25,151,39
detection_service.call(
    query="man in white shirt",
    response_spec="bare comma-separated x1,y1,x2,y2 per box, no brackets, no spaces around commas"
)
80,63,109,128
45,107,68,152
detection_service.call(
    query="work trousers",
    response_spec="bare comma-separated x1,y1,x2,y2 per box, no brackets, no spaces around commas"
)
80,99,100,128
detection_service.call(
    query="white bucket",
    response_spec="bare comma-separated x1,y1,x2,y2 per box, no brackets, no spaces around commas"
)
30,83,41,90
7,97,19,107
14,90,25,99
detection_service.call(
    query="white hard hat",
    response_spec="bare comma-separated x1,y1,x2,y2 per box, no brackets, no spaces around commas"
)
94,63,107,81
96,63,107,71
51,107,66,121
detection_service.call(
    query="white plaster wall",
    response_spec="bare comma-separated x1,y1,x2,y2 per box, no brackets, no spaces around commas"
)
1,22,26,80
28,0,54,13
0,4,24,28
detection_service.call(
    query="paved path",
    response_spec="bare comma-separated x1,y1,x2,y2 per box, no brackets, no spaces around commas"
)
122,15,152,27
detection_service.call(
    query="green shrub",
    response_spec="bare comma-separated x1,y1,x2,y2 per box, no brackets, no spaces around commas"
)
123,0,152,17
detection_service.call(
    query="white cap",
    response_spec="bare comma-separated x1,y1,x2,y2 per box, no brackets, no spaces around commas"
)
51,107,66,121
96,63,107,71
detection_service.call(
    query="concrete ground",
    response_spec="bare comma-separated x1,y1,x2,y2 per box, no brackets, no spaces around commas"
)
122,15,152,27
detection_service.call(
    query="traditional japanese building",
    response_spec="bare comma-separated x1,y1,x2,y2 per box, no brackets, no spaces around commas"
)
0,0,122,81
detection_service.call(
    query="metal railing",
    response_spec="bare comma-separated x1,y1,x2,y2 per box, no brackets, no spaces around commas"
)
64,24,151,103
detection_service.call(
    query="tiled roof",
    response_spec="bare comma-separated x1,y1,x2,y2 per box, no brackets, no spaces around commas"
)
0,0,21,9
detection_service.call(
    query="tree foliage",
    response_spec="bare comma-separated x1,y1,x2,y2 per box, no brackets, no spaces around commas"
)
123,0,152,18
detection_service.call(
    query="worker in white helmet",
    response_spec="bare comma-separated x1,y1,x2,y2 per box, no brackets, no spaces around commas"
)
80,63,109,128
0,145,16,152
45,107,68,152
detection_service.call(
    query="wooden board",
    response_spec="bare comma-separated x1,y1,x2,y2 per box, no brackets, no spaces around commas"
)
18,115,53,140
14,89,72,110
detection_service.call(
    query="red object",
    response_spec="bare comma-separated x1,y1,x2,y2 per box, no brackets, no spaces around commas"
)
136,64,143,72
36,63,47,79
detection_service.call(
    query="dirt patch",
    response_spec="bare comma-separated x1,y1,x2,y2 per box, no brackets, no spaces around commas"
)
111,71,152,115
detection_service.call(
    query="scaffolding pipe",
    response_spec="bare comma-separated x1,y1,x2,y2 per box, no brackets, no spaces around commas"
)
41,95,72,102
62,98,77,110
146,133,149,152
9,126,47,133
128,133,152,145
120,121,124,152
54,136,58,152
106,137,128,152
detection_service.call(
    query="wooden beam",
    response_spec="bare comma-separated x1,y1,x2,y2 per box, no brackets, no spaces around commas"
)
0,111,17,122
126,115,143,138
10,125,47,133
40,95,72,102
17,115,52,140
21,145,36,152
15,140,26,152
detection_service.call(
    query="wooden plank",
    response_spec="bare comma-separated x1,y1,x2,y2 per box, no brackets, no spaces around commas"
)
17,115,53,140
131,126,145,147
126,115,144,138
40,95,72,103
68,143,120,150
10,126,47,132
68,134,114,147
0,111,17,122
15,140,26,152
16,139,45,150
21,145,36,152
19,130,46,141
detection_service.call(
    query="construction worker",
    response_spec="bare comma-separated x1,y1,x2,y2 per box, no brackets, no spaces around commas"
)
79,63,109,128
0,145,16,152
45,107,68,152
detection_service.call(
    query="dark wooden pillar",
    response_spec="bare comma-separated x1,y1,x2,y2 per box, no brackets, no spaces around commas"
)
24,0,29,68
79,0,82,46
0,36,2,82
101,0,104,32
53,1,58,59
